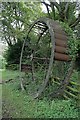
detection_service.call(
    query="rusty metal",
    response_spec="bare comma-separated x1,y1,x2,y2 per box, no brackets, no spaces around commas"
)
55,33,68,41
54,52,70,61
55,45,67,54
55,39,67,47
54,29,66,35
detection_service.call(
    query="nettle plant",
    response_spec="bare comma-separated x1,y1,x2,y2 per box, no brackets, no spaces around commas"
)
60,22,79,60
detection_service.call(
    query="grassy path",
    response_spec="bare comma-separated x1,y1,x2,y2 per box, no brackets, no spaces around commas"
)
2,70,79,118
2,99,15,118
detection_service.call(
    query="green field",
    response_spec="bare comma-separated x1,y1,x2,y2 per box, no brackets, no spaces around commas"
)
2,70,79,118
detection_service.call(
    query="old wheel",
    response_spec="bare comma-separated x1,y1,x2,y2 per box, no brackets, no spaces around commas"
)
20,18,76,99
20,18,55,97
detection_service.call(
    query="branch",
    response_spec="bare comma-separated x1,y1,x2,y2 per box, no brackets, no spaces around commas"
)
64,2,69,15
5,36,11,46
51,2,61,12
41,1,51,7
70,14,80,28
41,1,51,18
50,2,55,19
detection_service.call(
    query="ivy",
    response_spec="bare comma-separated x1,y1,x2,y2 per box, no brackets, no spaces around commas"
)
60,22,79,60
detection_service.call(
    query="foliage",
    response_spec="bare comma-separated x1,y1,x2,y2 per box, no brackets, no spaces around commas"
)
5,64,19,70
1,1,45,68
0,56,3,69
4,40,23,65
2,1,80,67
43,1,80,28
1,2,44,46
60,22,79,60
0,55,6,69
2,70,79,118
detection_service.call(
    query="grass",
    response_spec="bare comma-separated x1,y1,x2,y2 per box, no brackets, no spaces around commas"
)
0,84,2,119
2,69,79,118
0,69,2,118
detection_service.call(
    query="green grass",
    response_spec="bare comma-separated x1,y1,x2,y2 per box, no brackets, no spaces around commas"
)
0,84,2,119
2,70,22,81
2,70,79,118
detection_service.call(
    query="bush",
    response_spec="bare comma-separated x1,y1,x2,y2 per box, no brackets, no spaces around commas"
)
4,40,23,66
0,55,6,69
5,64,19,70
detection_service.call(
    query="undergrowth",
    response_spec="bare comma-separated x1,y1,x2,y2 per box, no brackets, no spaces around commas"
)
2,70,79,118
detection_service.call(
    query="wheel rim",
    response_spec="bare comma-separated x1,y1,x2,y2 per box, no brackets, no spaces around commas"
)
20,18,55,97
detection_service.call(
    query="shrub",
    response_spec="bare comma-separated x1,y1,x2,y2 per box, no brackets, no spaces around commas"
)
0,55,6,69
4,40,23,66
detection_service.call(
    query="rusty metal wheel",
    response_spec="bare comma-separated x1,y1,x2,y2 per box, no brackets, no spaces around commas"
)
20,18,75,99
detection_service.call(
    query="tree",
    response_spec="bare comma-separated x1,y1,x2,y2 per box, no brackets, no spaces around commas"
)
1,2,43,46
41,0,80,28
